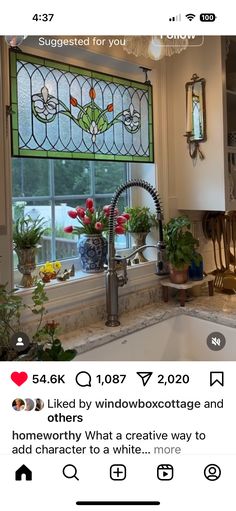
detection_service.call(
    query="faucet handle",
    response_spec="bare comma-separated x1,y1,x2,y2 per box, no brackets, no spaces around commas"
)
114,255,126,270
114,256,128,286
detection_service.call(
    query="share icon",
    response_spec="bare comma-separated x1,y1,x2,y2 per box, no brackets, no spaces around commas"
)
136,372,153,386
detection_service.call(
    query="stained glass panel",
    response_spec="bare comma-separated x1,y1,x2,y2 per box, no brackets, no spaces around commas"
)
10,51,154,162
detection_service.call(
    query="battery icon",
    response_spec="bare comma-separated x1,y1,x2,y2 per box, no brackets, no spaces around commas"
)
200,13,217,22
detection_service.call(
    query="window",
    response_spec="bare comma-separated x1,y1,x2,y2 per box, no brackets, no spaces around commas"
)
10,51,153,162
12,159,129,268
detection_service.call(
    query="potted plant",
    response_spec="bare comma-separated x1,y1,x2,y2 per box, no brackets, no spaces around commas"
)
124,206,157,262
39,260,62,283
13,215,46,287
0,281,76,361
64,198,129,273
163,215,201,284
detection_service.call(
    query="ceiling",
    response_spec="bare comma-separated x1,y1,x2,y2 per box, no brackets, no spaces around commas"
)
21,36,156,78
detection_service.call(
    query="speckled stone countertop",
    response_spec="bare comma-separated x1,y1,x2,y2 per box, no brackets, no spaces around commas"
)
61,293,236,356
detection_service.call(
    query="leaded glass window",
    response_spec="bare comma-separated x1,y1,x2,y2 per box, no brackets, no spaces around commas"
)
10,51,154,162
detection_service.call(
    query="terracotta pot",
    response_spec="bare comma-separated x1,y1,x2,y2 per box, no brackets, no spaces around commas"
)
169,264,189,284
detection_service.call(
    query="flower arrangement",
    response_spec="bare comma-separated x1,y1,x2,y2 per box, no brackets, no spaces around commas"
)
64,198,130,236
39,261,62,283
124,206,157,233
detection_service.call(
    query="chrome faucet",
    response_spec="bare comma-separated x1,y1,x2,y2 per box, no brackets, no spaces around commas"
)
105,179,169,327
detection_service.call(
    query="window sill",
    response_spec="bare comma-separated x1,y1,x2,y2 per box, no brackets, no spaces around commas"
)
17,260,161,320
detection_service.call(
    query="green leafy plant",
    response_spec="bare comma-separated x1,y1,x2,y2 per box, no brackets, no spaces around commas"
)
36,321,76,361
13,215,47,249
0,284,23,348
0,282,76,361
124,206,157,233
163,215,201,270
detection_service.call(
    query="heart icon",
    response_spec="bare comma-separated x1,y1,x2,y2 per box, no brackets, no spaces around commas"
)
11,371,28,386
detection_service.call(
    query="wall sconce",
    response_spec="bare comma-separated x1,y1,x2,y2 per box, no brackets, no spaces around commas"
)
184,74,206,160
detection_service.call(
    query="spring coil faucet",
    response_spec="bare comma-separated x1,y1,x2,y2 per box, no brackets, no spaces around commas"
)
105,179,168,326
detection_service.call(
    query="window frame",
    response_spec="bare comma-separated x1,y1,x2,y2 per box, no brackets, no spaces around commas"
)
12,158,131,281
1,40,161,292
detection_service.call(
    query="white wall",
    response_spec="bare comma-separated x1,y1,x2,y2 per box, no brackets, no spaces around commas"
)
0,39,13,286
166,36,226,212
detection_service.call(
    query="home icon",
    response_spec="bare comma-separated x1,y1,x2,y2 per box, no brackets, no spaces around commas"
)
15,464,32,481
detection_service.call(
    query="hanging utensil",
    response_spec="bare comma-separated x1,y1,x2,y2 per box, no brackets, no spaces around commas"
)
225,214,231,269
209,216,219,271
221,213,236,292
221,214,228,270
215,215,224,271
230,212,236,273
209,216,224,289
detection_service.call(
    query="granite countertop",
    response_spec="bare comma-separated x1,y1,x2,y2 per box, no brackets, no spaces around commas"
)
61,292,236,356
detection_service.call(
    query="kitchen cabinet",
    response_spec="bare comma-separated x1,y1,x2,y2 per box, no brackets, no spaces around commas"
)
225,36,236,209
166,36,236,211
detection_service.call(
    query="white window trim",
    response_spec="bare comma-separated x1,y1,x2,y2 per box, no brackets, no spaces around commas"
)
1,39,165,301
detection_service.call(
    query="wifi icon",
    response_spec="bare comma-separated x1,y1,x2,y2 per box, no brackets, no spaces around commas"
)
186,13,196,21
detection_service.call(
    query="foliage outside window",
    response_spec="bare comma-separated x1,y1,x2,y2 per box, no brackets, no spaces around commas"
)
12,159,129,269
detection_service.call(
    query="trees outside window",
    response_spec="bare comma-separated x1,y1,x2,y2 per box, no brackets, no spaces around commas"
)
12,159,129,267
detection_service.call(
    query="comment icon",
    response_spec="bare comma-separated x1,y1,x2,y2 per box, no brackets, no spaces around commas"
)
63,464,79,481
75,371,92,387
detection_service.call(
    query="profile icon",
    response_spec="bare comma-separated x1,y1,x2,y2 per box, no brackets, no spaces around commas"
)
35,399,44,411
24,398,35,411
5,36,27,48
12,399,25,411
204,464,221,481
10,331,30,352
16,336,24,347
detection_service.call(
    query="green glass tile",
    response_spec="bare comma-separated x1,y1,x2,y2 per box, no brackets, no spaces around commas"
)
11,81,17,103
148,126,153,144
47,150,72,158
19,53,44,65
130,81,148,91
45,60,69,72
148,87,153,103
12,110,18,131
113,77,131,87
10,53,16,77
114,155,132,161
19,149,47,157
12,130,19,155
92,72,113,83
95,153,114,160
133,155,152,162
148,143,154,161
148,104,153,120
100,154,116,160
69,66,92,77
72,152,95,160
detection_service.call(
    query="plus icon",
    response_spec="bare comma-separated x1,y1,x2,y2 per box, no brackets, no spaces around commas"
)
110,464,126,481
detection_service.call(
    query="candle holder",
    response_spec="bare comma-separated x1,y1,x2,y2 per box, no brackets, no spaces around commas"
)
184,131,205,160
185,74,206,161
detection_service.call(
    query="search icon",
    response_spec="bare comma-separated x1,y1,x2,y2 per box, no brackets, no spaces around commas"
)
62,464,79,481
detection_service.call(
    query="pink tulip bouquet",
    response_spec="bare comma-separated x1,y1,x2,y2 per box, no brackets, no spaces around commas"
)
64,198,130,236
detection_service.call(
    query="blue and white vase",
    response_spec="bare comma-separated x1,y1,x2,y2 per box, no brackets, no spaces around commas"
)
78,234,108,273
